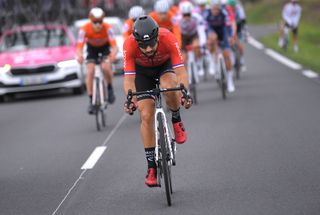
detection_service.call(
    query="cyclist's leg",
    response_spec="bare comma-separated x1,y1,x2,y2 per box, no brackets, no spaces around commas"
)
85,44,98,113
192,37,203,80
207,31,219,76
135,71,158,186
100,44,115,103
236,23,246,71
160,70,187,144
292,26,299,52
221,41,235,93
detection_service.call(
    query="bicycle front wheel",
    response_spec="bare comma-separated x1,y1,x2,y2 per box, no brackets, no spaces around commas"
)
94,78,101,131
157,113,172,206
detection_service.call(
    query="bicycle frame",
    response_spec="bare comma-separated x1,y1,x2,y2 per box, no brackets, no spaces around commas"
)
92,63,106,109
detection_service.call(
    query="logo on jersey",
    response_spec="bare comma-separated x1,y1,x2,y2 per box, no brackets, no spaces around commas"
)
174,42,183,60
143,34,150,40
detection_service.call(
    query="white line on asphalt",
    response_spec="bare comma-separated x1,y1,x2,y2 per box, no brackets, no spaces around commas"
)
302,70,319,79
265,49,302,70
81,146,107,170
52,170,87,215
247,36,264,50
52,114,128,215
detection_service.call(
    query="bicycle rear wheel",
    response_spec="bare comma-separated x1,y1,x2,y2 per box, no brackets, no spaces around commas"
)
157,113,172,206
234,48,241,80
219,56,227,100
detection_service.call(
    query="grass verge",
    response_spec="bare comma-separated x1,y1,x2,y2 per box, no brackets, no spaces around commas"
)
260,23,320,73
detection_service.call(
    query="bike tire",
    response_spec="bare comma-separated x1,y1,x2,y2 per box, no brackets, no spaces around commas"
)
94,78,101,131
101,81,107,128
219,57,227,100
234,49,241,80
190,61,198,105
157,113,172,206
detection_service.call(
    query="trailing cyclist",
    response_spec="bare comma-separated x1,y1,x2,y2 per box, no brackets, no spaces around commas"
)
205,0,236,92
123,16,192,187
177,1,207,77
123,5,145,40
279,0,302,53
227,0,247,72
76,7,118,114
149,0,182,47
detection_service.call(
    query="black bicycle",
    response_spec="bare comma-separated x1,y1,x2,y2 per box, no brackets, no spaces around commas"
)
126,82,189,206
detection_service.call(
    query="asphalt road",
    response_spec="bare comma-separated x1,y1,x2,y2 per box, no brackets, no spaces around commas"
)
1,34,320,215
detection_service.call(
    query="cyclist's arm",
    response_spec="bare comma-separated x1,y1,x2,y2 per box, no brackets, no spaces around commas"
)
106,26,118,62
174,67,189,90
123,39,137,94
292,6,302,28
76,28,86,63
282,4,291,25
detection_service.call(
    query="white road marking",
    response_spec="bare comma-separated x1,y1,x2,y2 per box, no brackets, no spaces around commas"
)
265,49,302,70
81,146,107,170
52,114,128,215
247,36,264,50
303,70,319,79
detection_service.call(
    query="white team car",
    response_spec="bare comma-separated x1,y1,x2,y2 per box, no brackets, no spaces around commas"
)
73,17,124,74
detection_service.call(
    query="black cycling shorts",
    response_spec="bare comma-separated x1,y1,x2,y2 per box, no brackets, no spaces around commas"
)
86,42,111,64
285,22,298,35
135,60,175,101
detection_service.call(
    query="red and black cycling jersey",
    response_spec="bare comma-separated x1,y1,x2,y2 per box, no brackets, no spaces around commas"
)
123,28,184,76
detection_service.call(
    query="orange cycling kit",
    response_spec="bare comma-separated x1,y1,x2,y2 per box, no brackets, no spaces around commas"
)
123,18,134,40
77,22,117,61
149,11,182,47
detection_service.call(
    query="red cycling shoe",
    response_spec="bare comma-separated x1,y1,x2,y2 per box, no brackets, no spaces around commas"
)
173,122,187,144
145,167,158,187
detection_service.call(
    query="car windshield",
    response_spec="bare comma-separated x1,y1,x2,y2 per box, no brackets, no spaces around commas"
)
0,28,71,52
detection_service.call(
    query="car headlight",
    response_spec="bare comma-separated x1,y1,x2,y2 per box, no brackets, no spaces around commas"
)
57,59,78,68
0,64,11,74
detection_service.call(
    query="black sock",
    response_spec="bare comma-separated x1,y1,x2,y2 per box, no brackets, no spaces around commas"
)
107,83,113,90
145,147,156,169
171,108,181,123
89,95,92,103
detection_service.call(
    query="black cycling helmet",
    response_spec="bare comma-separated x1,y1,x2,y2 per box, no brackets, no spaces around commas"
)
133,15,159,48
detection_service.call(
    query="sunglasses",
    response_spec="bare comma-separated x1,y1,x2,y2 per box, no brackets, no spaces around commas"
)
93,20,103,24
183,13,191,17
137,39,158,49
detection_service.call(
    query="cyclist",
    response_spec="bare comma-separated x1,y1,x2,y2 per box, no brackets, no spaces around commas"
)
194,0,211,18
76,7,118,114
167,0,179,17
178,1,207,76
149,0,182,47
123,5,145,40
205,0,235,92
279,0,302,52
227,0,247,71
123,16,192,187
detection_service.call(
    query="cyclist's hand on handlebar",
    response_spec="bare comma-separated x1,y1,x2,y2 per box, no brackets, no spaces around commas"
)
181,95,193,109
124,100,137,115
76,55,84,64
179,85,192,109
